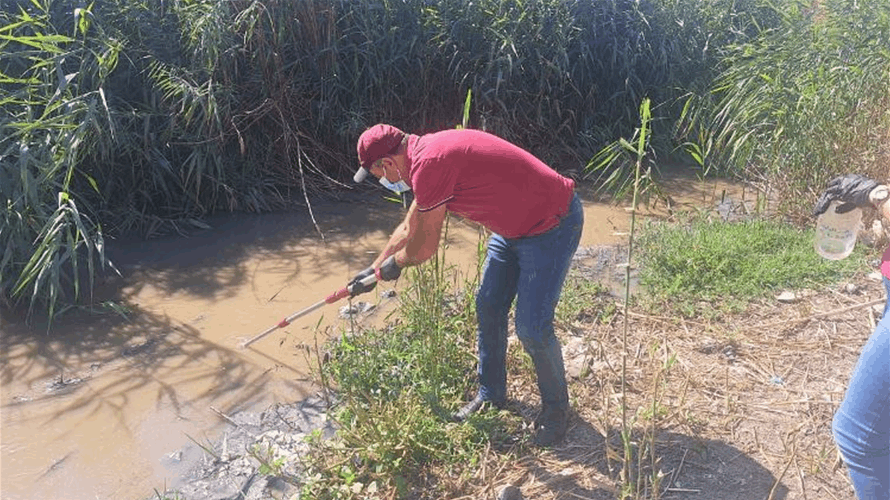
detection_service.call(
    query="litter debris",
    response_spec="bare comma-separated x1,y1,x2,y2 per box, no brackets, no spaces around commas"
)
338,301,375,319
776,291,797,303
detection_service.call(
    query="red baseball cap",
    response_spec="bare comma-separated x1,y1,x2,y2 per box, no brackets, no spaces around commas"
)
354,124,406,183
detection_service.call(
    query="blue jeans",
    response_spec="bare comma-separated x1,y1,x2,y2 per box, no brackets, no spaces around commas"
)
832,312,890,500
475,193,583,409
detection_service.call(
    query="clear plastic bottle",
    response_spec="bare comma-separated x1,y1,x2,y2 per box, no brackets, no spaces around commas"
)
815,200,862,260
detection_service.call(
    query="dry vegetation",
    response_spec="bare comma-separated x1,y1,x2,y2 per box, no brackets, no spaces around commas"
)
446,261,884,500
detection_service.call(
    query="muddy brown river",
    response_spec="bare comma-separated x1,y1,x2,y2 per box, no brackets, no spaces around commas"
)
0,178,749,500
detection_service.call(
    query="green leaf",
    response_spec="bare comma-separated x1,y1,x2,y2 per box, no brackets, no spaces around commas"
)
85,174,99,194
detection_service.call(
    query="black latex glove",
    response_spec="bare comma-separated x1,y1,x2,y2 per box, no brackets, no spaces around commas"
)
813,174,880,216
348,266,377,297
376,255,402,282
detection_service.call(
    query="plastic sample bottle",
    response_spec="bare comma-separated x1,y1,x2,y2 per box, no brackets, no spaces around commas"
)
815,200,862,260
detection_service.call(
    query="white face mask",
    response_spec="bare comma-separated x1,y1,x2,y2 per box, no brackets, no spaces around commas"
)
379,165,411,194
380,177,411,194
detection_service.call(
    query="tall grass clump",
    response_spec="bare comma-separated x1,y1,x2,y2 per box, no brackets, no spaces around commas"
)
302,240,495,498
636,213,868,318
678,0,890,221
1,1,120,320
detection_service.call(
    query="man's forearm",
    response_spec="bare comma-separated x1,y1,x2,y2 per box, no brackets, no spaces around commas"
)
372,202,446,270
374,222,409,268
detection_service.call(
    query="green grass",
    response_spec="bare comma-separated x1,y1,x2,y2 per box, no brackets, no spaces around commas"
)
303,240,510,498
635,212,870,317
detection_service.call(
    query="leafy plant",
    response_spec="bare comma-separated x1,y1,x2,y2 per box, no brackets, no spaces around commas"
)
1,0,119,322
306,252,495,497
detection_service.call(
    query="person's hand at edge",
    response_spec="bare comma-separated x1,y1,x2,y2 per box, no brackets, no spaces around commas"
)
813,174,880,216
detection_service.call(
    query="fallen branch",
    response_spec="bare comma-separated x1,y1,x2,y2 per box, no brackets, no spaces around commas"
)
210,405,252,435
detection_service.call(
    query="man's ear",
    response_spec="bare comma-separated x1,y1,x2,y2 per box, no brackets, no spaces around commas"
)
377,158,391,177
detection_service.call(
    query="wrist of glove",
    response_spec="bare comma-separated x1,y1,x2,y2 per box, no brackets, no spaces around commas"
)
376,255,402,282
813,174,880,216
348,266,377,297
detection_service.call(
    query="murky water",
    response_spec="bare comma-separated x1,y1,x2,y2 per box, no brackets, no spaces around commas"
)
0,177,750,500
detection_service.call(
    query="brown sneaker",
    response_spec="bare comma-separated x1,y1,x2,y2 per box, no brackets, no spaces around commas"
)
533,404,568,447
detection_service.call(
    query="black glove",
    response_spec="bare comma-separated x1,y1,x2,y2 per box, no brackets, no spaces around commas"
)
376,255,402,282
348,266,377,297
814,174,880,216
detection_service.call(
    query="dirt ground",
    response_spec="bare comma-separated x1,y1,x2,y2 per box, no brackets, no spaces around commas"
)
157,243,884,500
447,246,884,500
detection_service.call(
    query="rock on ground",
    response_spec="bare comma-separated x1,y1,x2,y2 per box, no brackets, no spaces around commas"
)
151,395,336,500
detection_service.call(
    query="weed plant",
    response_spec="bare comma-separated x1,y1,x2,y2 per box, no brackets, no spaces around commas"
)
635,213,869,318
304,238,503,498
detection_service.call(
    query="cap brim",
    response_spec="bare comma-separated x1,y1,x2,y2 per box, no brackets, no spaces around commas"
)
353,167,369,183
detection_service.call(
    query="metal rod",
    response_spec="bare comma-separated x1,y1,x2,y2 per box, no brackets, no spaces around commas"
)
239,273,377,348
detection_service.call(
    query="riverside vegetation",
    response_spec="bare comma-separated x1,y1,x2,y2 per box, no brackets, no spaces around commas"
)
2,0,888,498
2,0,887,322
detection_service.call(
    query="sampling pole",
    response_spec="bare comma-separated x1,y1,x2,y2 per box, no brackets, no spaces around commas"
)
240,274,377,348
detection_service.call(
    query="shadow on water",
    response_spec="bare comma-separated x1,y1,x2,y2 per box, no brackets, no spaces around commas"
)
101,190,411,301
2,189,407,391
0,189,418,500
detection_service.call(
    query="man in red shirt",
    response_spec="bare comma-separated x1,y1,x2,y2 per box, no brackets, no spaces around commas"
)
349,124,583,446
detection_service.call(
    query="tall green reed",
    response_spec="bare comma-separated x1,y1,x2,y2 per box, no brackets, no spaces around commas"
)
2,0,789,323
678,0,890,221
619,98,651,498
1,0,119,322
588,98,671,499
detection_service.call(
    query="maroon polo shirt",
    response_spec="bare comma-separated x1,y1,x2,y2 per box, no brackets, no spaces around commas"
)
405,129,575,239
